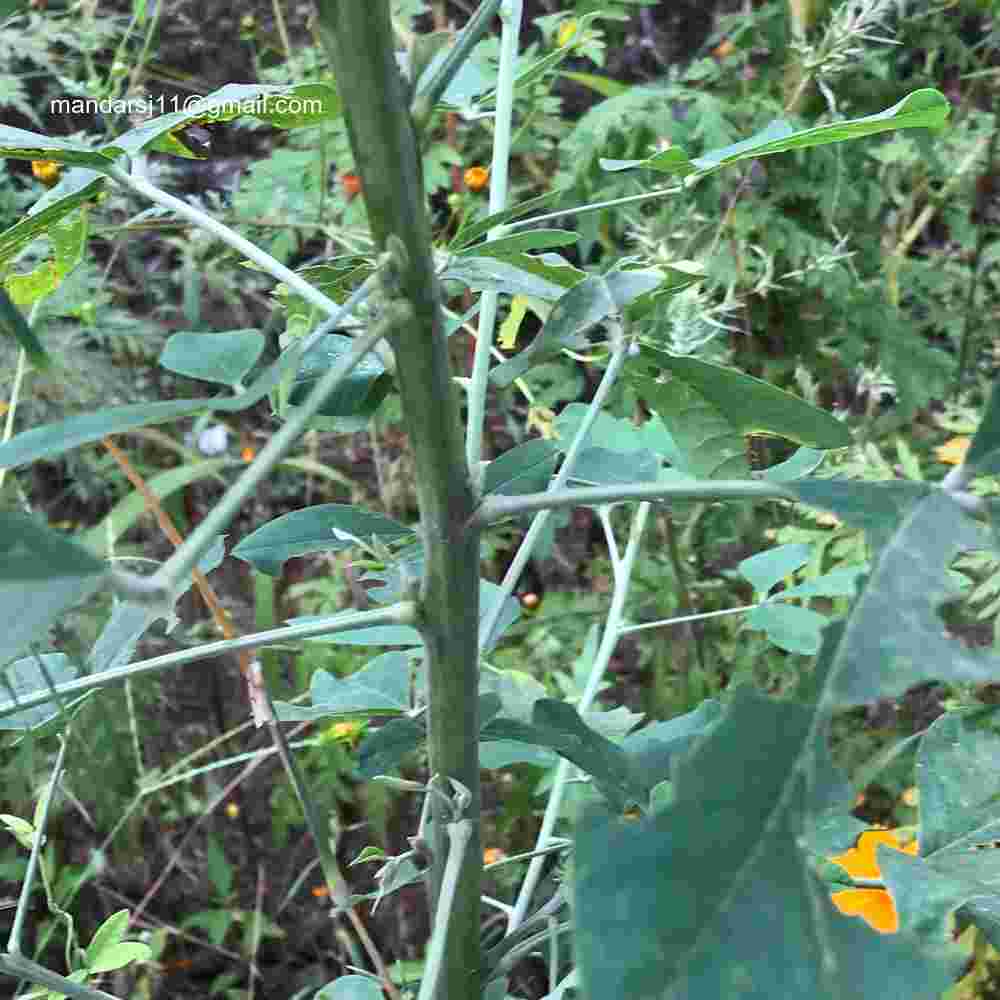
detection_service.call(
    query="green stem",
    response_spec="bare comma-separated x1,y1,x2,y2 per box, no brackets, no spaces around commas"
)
506,501,651,933
478,334,629,653
465,0,524,485
473,478,798,527
0,604,416,724
104,164,342,320
314,5,483,996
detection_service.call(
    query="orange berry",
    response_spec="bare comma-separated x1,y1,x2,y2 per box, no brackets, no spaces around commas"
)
483,847,507,866
463,166,489,192
713,39,736,59
341,172,362,199
31,160,61,186
520,592,540,610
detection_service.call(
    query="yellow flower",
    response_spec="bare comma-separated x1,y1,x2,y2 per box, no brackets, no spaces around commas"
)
935,436,971,466
225,802,240,820
463,166,489,192
31,160,61,186
321,720,364,746
557,19,578,47
829,829,918,934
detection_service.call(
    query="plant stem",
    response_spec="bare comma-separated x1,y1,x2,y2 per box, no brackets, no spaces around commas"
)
104,164,342,320
478,335,629,652
314,4,484,995
506,501,651,933
465,0,524,485
0,603,416,724
473,479,797,527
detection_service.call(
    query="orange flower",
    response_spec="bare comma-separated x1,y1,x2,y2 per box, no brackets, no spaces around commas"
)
712,38,736,59
829,829,918,934
341,172,362,200
483,847,507,866
31,160,61,186
463,166,489,192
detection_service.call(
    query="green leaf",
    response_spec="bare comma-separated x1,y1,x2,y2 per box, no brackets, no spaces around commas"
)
482,439,561,497
559,71,629,99
482,699,640,812
738,543,813,595
573,686,960,1000
231,504,413,577
159,330,265,388
963,378,1000,476
632,374,748,479
286,333,391,418
794,488,1000,705
107,83,342,160
358,717,426,777
0,124,117,168
6,205,88,311
274,652,415,722
600,89,950,176
0,342,305,469
0,654,83,729
0,168,105,270
0,285,50,369
86,910,129,967
744,602,829,655
455,229,580,257
633,347,851,449
450,187,569,252
759,446,825,482
87,941,151,975
441,254,574,301
316,975,384,1000
0,513,107,663
491,270,667,388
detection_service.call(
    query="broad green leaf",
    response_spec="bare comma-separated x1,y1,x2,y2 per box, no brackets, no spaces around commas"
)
86,911,129,967
600,89,950,176
0,168,104,270
232,504,413,577
574,686,960,1000
294,615,422,646
482,699,640,811
358,717,425,777
0,124,117,168
797,487,1000,705
479,580,521,653
82,460,233,556
6,206,88,310
779,565,866,601
441,254,574,301
632,375,748,479
0,342,304,469
273,652,414,723
482,439,561,497
491,270,668,388
107,83,342,160
963,378,1000,476
570,446,659,487
159,330,265,388
285,333,391,418
618,700,723,791
0,653,83,730
0,285,50,369
87,941,151,975
744,602,829,655
455,229,580,257
633,348,851,449
738,543,813,595
316,975,384,1000
0,512,107,662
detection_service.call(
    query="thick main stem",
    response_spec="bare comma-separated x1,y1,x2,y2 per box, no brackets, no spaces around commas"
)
314,5,482,998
